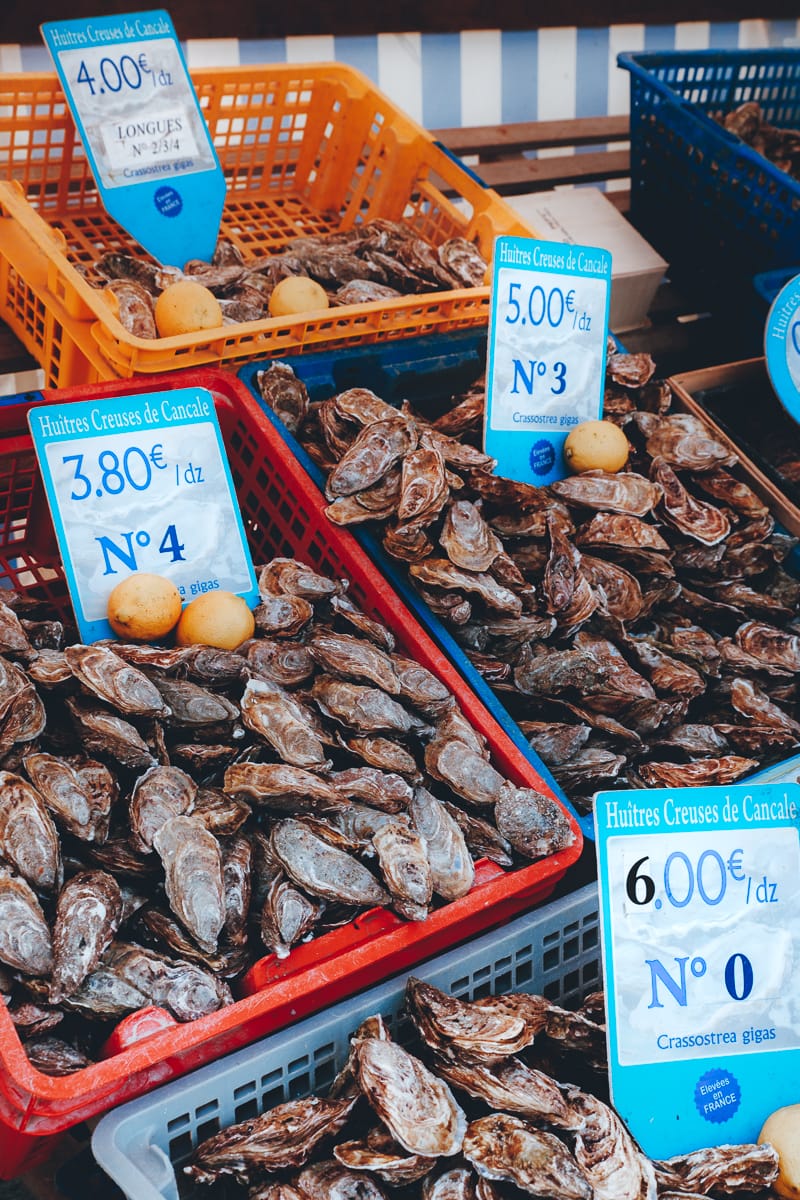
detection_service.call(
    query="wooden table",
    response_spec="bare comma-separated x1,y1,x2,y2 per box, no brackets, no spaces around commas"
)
0,114,750,388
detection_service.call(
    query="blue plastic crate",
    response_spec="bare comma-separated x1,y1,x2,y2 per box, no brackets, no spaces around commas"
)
237,333,594,839
92,882,601,1200
619,49,800,280
753,265,800,313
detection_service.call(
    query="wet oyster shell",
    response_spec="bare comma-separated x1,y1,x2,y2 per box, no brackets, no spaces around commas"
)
223,762,341,814
240,678,331,769
0,865,52,976
495,785,574,859
256,362,309,435
272,818,389,906
735,620,800,671
261,875,322,958
373,819,433,921
129,763,197,853
406,977,546,1063
193,786,251,837
355,1036,466,1157
638,757,757,788
24,1035,93,1077
0,771,62,892
106,942,232,1022
423,1167,478,1199
65,698,157,770
442,801,513,867
651,457,731,545
334,1128,436,1184
398,442,449,526
424,739,505,807
311,675,425,737
254,592,314,638
410,787,474,900
308,630,401,694
64,644,168,716
410,559,522,617
247,638,315,688
294,1160,390,1198
575,512,671,552
645,413,737,472
328,418,418,498
330,767,411,813
438,238,487,287
580,555,643,622
329,593,396,653
185,1095,357,1184
653,1143,779,1195
151,676,239,728
23,752,115,843
569,1090,657,1200
50,870,122,1003
551,471,662,517
341,734,421,781
463,1115,591,1199
434,1054,571,1126
222,833,252,945
153,815,226,954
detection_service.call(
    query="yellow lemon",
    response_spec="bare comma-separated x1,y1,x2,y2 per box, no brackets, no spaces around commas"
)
107,573,182,641
175,590,255,650
268,275,330,317
154,279,223,337
759,1104,800,1198
563,419,630,474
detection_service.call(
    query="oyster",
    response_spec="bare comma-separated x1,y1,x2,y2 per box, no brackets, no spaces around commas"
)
551,471,662,516
645,413,737,472
50,870,122,1003
254,592,314,638
608,352,656,389
129,764,197,852
442,801,513,867
65,698,156,770
575,512,670,552
569,1090,657,1200
735,620,800,671
271,818,389,906
23,752,115,843
222,833,252,945
439,238,487,287
63,644,168,716
342,734,421,781
259,557,339,602
424,739,505,807
223,762,341,814
240,678,331,769
440,500,502,572
638,758,757,787
0,771,62,892
24,1035,93,1077
406,977,546,1062
409,559,522,617
354,1036,466,1157
103,279,157,338
308,630,401,694
652,1143,779,1195
410,787,474,899
423,1167,478,1198
334,1127,435,1184
153,815,226,954
193,787,251,837
105,941,232,1022
433,1054,571,1125
294,1161,390,1198
0,865,52,976
397,441,449,525
186,1095,358,1184
327,418,417,498
256,362,309,434
151,676,239,729
330,767,411,813
391,655,454,720
311,675,425,737
494,785,574,859
651,457,731,545
692,467,768,517
372,819,433,920
463,1115,591,1199
247,639,316,688
261,876,322,958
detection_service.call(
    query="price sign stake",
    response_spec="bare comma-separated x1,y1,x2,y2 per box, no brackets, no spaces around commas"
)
484,236,611,486
595,784,800,1158
765,271,800,423
41,10,226,267
28,388,258,642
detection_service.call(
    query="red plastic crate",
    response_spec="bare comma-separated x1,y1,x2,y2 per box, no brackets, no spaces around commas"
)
0,368,581,1176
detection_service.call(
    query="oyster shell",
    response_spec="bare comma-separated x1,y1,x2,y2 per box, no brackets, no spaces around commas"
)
311,675,425,737
423,1167,478,1198
440,500,503,573
406,977,546,1063
294,1161,390,1198
442,801,513,867
410,559,522,617
50,870,122,1003
222,833,252,945
153,815,226,954
186,1095,358,1184
327,418,418,498
495,785,574,859
223,762,341,814
64,644,168,716
65,698,156,770
434,1054,571,1125
0,771,62,892
372,818,433,921
24,1035,93,1077
463,1115,592,1199
308,630,400,694
256,362,309,434
23,752,115,843
410,787,474,900
247,638,315,688
645,413,737,472
271,818,389,906
651,457,731,545
129,764,197,853
355,1036,466,1157
334,1127,435,1184
569,1090,657,1200
254,593,314,638
0,865,52,976
638,757,757,788
398,441,449,525
240,678,331,769
105,941,232,1022
551,471,662,517
261,875,322,958
652,1143,779,1195
330,767,411,813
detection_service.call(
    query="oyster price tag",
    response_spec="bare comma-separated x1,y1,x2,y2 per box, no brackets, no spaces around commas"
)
595,784,800,1159
765,272,800,424
484,236,611,486
28,387,258,643
41,10,225,266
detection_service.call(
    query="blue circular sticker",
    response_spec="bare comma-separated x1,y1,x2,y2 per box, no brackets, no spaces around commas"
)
529,438,556,477
154,186,183,218
765,273,800,424
694,1067,741,1124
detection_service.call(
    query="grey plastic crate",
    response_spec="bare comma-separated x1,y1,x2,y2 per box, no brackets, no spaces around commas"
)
92,882,601,1200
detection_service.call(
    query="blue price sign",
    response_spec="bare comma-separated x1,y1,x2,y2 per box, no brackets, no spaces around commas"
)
41,11,225,267
595,784,800,1158
28,389,258,643
765,273,800,424
483,236,611,486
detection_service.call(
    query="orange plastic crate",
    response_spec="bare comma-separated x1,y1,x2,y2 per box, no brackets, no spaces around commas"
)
0,368,580,1177
0,65,534,388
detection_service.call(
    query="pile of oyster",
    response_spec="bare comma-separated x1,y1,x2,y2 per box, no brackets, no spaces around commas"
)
186,976,779,1198
88,220,488,339
716,101,800,180
256,347,800,811
0,557,573,1076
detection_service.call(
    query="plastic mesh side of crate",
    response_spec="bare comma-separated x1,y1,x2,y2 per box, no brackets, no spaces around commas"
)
92,885,600,1200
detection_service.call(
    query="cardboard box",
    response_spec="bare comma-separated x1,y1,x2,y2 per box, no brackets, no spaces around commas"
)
507,187,668,333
